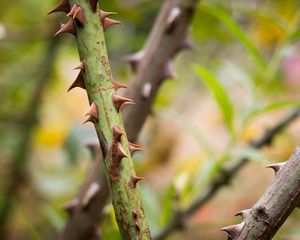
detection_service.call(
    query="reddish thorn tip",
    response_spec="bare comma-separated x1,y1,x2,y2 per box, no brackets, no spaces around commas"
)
48,0,70,15
112,126,123,142
129,175,144,188
54,19,76,37
73,61,85,71
129,142,144,155
87,0,98,12
102,18,122,30
112,80,127,91
84,102,98,120
68,72,85,92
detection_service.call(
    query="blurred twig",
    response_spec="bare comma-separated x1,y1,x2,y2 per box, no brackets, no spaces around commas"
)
0,36,62,238
154,109,300,240
61,0,200,239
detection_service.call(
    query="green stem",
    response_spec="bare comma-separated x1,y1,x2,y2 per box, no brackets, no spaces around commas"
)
66,1,151,239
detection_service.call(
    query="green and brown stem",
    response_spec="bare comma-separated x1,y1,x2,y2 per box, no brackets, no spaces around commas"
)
221,145,300,240
50,0,151,239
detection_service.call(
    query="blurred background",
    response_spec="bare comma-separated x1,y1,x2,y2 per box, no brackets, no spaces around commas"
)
1,0,300,239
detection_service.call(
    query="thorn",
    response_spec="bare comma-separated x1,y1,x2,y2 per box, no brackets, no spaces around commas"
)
102,18,122,30
112,126,123,142
129,175,145,188
135,222,140,232
122,51,145,72
100,10,117,21
73,61,85,71
266,161,286,175
235,209,251,220
84,102,98,121
63,198,79,216
163,60,177,80
82,115,94,124
81,182,100,208
132,210,138,219
166,7,181,32
112,80,127,91
116,142,128,160
129,142,144,155
54,19,76,37
220,222,244,239
112,93,135,112
68,72,85,91
67,4,85,26
67,4,78,17
142,83,152,99
87,0,98,12
48,0,70,15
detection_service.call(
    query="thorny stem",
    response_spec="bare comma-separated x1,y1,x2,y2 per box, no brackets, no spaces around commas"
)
154,109,300,240
61,0,200,239
52,0,151,239
0,37,62,238
222,145,300,239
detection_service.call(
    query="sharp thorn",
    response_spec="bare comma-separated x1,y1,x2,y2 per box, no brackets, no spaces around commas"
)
73,6,85,26
68,72,85,91
112,126,123,142
266,161,286,175
84,102,98,121
129,142,144,155
87,0,98,12
73,61,85,71
54,19,76,37
48,0,70,15
67,4,78,17
129,175,144,188
235,209,251,219
102,18,122,30
112,80,127,91
135,222,140,232
63,198,79,216
100,10,117,21
116,142,128,160
81,182,100,208
112,93,135,112
82,115,94,124
220,222,245,239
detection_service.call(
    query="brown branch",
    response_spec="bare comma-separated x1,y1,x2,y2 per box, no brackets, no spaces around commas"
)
221,145,300,240
61,0,200,239
153,109,300,240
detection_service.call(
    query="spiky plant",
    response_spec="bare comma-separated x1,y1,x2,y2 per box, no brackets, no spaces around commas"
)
48,1,151,239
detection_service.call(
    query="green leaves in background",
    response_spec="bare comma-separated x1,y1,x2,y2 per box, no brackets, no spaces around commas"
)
193,65,234,132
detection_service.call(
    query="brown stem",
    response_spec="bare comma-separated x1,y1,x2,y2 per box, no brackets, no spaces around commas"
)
61,0,200,239
153,109,300,240
221,145,300,240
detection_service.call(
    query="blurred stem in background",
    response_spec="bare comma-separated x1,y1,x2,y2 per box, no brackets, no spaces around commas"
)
0,36,62,238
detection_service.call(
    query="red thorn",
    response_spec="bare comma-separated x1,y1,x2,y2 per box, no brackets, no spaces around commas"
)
73,61,85,71
116,142,128,160
129,142,144,155
48,0,70,15
112,126,123,142
54,19,76,37
63,198,79,216
122,51,145,72
132,210,138,219
87,0,98,12
112,80,127,91
82,115,94,124
235,209,251,220
102,18,122,30
81,182,100,207
142,83,152,99
68,72,85,91
266,162,286,175
84,102,98,121
112,93,135,112
67,4,78,17
135,222,140,232
129,175,144,188
220,222,244,239
67,4,85,26
100,10,117,21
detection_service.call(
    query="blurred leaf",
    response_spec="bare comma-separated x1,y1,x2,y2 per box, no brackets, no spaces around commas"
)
288,29,300,42
193,65,234,132
201,3,266,69
159,108,213,157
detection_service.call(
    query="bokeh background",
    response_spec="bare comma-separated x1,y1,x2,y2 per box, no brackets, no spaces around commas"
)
1,0,300,239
